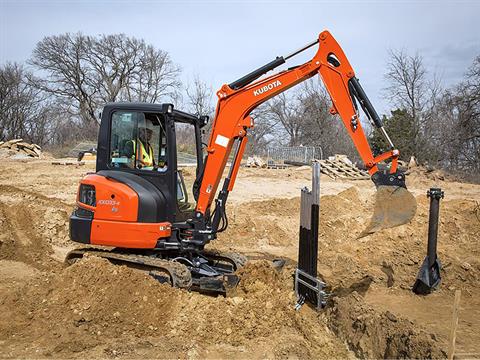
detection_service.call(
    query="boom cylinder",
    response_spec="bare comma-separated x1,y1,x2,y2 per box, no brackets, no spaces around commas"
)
228,38,319,90
229,57,286,90
349,77,383,128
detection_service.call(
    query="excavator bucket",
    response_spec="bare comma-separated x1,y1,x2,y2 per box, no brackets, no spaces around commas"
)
359,172,417,238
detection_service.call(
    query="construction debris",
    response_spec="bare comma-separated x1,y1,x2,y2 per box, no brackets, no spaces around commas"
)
246,156,267,168
52,160,85,166
246,153,368,178
0,139,42,159
78,151,96,161
319,155,369,180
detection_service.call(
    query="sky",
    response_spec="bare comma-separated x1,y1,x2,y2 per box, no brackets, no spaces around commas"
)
1,0,479,116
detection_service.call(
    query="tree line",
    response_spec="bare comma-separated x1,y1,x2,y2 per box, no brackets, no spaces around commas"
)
0,33,478,178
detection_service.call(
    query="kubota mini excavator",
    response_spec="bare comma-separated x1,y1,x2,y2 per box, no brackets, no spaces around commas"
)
67,30,417,294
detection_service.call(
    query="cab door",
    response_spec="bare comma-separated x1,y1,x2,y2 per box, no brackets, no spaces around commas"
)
174,120,201,221
97,106,177,223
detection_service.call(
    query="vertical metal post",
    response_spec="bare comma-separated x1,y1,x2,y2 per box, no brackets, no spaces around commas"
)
312,162,320,205
412,188,444,295
295,161,326,309
427,188,443,268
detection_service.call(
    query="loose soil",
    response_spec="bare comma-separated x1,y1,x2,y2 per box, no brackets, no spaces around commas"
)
0,159,479,358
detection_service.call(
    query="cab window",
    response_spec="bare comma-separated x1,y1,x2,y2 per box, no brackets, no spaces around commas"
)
109,111,168,172
175,122,198,211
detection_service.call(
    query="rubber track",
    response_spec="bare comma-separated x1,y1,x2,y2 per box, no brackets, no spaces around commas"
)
201,250,248,269
66,248,193,289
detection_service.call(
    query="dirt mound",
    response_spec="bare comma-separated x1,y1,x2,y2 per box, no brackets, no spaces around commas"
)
408,165,454,182
0,257,182,354
0,257,350,358
234,260,283,294
221,197,300,248
1,156,479,358
0,185,71,268
170,260,349,358
220,187,369,252
327,292,446,359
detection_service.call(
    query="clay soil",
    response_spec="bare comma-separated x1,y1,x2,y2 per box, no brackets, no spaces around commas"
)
0,158,479,359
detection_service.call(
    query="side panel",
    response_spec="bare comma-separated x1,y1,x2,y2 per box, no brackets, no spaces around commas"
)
79,174,139,222
90,220,171,248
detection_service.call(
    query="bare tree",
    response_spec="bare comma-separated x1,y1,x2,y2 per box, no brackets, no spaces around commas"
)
437,56,480,175
172,75,215,155
263,80,355,156
29,33,181,136
247,103,280,155
267,92,306,146
185,75,214,117
297,80,357,158
0,62,53,144
383,49,442,159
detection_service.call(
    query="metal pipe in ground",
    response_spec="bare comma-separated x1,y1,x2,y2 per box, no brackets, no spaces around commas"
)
412,188,444,295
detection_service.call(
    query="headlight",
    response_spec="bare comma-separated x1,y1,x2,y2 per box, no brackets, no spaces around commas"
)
79,184,96,206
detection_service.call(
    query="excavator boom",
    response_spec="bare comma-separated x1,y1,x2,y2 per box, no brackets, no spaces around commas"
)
195,30,416,236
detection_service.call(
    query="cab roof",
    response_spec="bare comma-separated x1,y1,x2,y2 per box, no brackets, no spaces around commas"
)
103,102,200,124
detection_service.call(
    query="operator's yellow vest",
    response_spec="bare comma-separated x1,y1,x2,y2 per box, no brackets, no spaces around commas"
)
129,140,154,167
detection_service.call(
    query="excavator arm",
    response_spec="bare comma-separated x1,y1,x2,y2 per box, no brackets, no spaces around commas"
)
192,30,416,239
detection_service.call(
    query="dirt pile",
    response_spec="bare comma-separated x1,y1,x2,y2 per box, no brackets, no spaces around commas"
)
1,157,479,358
0,257,351,358
327,292,446,359
0,185,72,268
225,186,479,292
169,260,349,358
221,197,301,248
407,165,454,182
0,257,182,355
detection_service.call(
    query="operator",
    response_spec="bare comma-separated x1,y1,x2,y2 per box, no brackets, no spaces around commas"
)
125,121,156,170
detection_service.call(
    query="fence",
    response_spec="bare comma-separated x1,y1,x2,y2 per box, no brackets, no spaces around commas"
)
68,142,97,157
264,146,324,164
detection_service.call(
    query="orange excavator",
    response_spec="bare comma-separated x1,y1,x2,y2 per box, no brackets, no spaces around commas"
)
67,30,417,293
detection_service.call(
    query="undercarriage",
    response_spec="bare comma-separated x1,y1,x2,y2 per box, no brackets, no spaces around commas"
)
65,247,247,295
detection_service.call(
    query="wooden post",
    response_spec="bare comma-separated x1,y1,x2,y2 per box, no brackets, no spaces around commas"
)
448,290,461,360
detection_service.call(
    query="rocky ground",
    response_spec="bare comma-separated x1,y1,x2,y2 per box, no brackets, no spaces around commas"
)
0,158,479,358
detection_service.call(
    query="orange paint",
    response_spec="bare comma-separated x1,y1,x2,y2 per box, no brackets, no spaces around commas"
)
196,30,398,215
90,219,171,248
77,174,139,222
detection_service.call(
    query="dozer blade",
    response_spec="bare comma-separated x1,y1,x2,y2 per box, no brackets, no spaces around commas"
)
359,172,417,238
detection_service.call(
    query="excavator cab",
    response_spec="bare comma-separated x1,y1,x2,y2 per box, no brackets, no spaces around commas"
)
70,103,206,247
100,103,207,221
